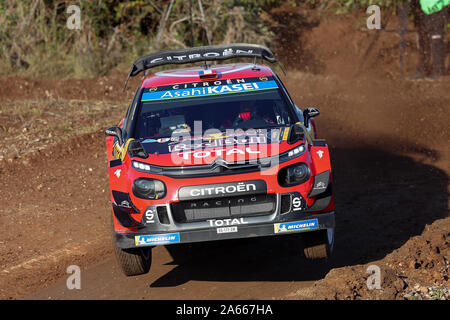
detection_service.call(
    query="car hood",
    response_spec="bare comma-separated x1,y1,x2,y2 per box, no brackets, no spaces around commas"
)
136,127,297,167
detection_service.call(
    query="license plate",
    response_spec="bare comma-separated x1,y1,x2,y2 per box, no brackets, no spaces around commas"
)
217,226,238,234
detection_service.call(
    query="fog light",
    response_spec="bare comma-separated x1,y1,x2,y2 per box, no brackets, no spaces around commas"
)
132,178,166,199
278,163,311,187
292,164,308,180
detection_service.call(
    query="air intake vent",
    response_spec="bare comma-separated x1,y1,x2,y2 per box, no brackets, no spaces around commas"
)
128,140,148,158
157,206,170,225
199,73,218,80
280,194,291,214
198,69,218,80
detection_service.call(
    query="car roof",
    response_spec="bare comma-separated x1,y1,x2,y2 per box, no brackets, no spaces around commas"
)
140,63,275,88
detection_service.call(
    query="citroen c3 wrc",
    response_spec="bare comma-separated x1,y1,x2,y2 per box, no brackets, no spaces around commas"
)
105,44,335,276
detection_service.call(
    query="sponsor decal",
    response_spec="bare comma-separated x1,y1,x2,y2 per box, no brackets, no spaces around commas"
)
177,147,260,160
155,78,252,91
282,127,290,141
120,200,131,208
315,181,327,189
207,218,248,227
114,169,121,178
144,208,156,224
191,182,255,197
217,226,238,234
309,170,330,197
135,233,180,246
292,197,303,211
147,47,257,65
141,137,171,143
316,150,324,159
139,128,282,156
141,78,278,101
274,219,318,233
271,129,281,142
205,132,227,140
189,195,261,209
179,180,267,201
112,191,135,211
170,136,266,152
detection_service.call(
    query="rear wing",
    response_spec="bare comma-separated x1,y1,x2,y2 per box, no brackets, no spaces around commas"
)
124,43,277,90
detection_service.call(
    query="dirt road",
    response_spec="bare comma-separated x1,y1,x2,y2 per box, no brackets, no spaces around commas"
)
25,238,328,300
0,71,447,299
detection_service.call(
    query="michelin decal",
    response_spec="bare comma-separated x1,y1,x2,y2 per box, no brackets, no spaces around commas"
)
135,233,180,246
274,219,318,233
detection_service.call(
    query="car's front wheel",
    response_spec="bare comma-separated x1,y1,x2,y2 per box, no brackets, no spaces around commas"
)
114,245,152,276
302,228,334,259
111,215,152,276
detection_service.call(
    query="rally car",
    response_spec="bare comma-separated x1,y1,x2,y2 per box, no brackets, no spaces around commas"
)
105,44,335,276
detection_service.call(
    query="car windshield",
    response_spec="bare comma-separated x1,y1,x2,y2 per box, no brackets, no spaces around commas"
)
134,87,293,140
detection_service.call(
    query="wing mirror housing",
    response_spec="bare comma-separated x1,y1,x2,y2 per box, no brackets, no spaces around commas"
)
105,126,123,145
303,107,320,128
288,123,305,144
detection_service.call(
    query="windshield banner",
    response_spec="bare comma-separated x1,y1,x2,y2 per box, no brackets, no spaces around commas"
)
141,77,278,101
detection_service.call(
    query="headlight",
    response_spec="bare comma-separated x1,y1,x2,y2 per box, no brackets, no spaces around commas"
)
277,144,306,163
132,160,163,173
278,163,311,187
287,145,305,157
132,160,151,171
132,178,166,200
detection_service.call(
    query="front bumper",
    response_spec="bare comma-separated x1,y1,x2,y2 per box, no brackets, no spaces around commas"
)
114,192,335,249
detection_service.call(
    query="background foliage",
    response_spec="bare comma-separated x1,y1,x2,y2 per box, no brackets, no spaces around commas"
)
0,0,405,77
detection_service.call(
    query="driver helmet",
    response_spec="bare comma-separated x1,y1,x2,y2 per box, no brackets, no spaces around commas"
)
238,101,257,121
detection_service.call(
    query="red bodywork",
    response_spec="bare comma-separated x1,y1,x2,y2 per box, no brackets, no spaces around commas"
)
106,63,334,234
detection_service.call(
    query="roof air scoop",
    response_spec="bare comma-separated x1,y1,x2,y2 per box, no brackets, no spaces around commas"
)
198,69,218,80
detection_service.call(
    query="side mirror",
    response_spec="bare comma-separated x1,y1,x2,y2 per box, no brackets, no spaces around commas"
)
105,126,123,145
303,107,320,128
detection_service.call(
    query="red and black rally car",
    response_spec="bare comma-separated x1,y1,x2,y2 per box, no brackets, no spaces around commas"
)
105,44,335,276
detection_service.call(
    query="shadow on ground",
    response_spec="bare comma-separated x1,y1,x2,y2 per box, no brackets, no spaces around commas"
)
150,142,448,288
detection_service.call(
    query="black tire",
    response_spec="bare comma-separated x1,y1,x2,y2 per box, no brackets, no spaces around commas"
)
110,215,151,276
302,228,334,259
114,245,152,276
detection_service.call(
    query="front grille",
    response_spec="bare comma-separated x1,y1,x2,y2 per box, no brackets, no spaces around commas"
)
171,194,276,223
